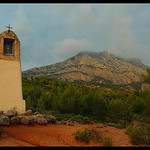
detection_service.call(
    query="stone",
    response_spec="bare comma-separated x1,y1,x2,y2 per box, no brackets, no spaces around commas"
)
37,117,47,125
34,112,40,115
5,110,17,118
44,115,51,123
10,117,20,125
30,115,38,124
49,115,56,124
36,114,43,118
23,110,32,116
21,117,32,125
0,115,10,126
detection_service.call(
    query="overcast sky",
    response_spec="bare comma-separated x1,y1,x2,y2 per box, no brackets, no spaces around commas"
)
0,3,150,71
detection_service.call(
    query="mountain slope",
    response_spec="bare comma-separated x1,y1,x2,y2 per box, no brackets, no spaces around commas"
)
22,51,147,85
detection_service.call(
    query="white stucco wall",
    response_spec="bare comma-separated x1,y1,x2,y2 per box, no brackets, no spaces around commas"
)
0,59,26,114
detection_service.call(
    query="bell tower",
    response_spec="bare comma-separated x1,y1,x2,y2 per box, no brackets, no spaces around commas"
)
0,25,26,114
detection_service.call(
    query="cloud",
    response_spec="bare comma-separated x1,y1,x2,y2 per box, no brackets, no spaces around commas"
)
11,7,30,36
55,39,91,58
6,4,150,70
80,5,91,16
107,15,136,57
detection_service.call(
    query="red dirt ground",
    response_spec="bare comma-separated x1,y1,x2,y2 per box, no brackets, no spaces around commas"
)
0,121,134,147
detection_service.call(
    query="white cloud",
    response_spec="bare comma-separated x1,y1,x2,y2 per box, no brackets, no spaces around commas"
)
11,7,30,36
107,15,135,57
80,5,91,16
55,39,91,58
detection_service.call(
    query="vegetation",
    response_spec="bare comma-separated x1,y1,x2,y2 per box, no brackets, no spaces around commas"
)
22,76,150,125
102,137,112,147
126,125,150,145
22,72,150,145
73,128,102,144
104,122,126,129
141,68,150,84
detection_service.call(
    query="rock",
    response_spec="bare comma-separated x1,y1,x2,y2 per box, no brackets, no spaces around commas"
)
30,115,38,124
5,110,17,118
0,111,4,115
49,115,56,124
34,112,40,115
37,117,47,125
16,116,24,121
22,51,147,85
44,115,51,123
21,117,32,125
0,115,10,126
36,114,44,118
43,115,56,124
10,117,20,125
23,110,32,116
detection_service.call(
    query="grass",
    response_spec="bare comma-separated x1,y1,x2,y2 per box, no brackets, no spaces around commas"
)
50,112,92,125
73,128,102,144
104,122,126,129
73,129,90,143
126,125,150,145
102,137,112,147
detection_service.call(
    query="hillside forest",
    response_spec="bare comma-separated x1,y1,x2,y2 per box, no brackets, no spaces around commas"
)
22,68,150,125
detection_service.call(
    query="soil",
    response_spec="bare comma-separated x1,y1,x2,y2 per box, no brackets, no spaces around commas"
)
0,121,134,147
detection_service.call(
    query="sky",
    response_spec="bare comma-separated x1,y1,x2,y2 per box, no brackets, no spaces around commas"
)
0,3,150,71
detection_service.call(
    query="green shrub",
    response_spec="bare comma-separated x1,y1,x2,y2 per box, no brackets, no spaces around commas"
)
102,137,112,147
131,97,145,114
73,129,90,143
105,122,126,129
107,99,126,122
126,125,150,145
73,128,102,144
87,128,102,143
82,117,91,124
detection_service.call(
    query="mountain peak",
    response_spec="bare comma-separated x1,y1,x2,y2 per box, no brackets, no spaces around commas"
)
22,51,147,85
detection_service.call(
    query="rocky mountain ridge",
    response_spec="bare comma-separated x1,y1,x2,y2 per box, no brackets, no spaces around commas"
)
22,51,147,85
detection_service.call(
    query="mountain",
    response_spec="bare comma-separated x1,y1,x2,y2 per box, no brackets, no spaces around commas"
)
22,51,147,85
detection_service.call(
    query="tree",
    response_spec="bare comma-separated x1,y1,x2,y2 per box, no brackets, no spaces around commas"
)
91,92,107,120
141,68,150,84
107,99,126,121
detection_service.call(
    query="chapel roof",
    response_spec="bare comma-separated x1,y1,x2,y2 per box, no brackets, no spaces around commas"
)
0,30,19,41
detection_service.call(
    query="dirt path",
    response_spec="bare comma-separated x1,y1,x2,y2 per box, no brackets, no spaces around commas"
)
0,121,133,147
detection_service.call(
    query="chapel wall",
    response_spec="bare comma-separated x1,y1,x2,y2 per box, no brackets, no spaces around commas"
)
0,30,26,115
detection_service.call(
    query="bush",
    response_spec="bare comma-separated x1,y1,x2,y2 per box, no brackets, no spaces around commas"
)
107,99,125,122
102,137,112,147
131,97,145,114
73,129,90,143
126,125,150,145
105,122,126,129
91,93,107,120
73,128,102,144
